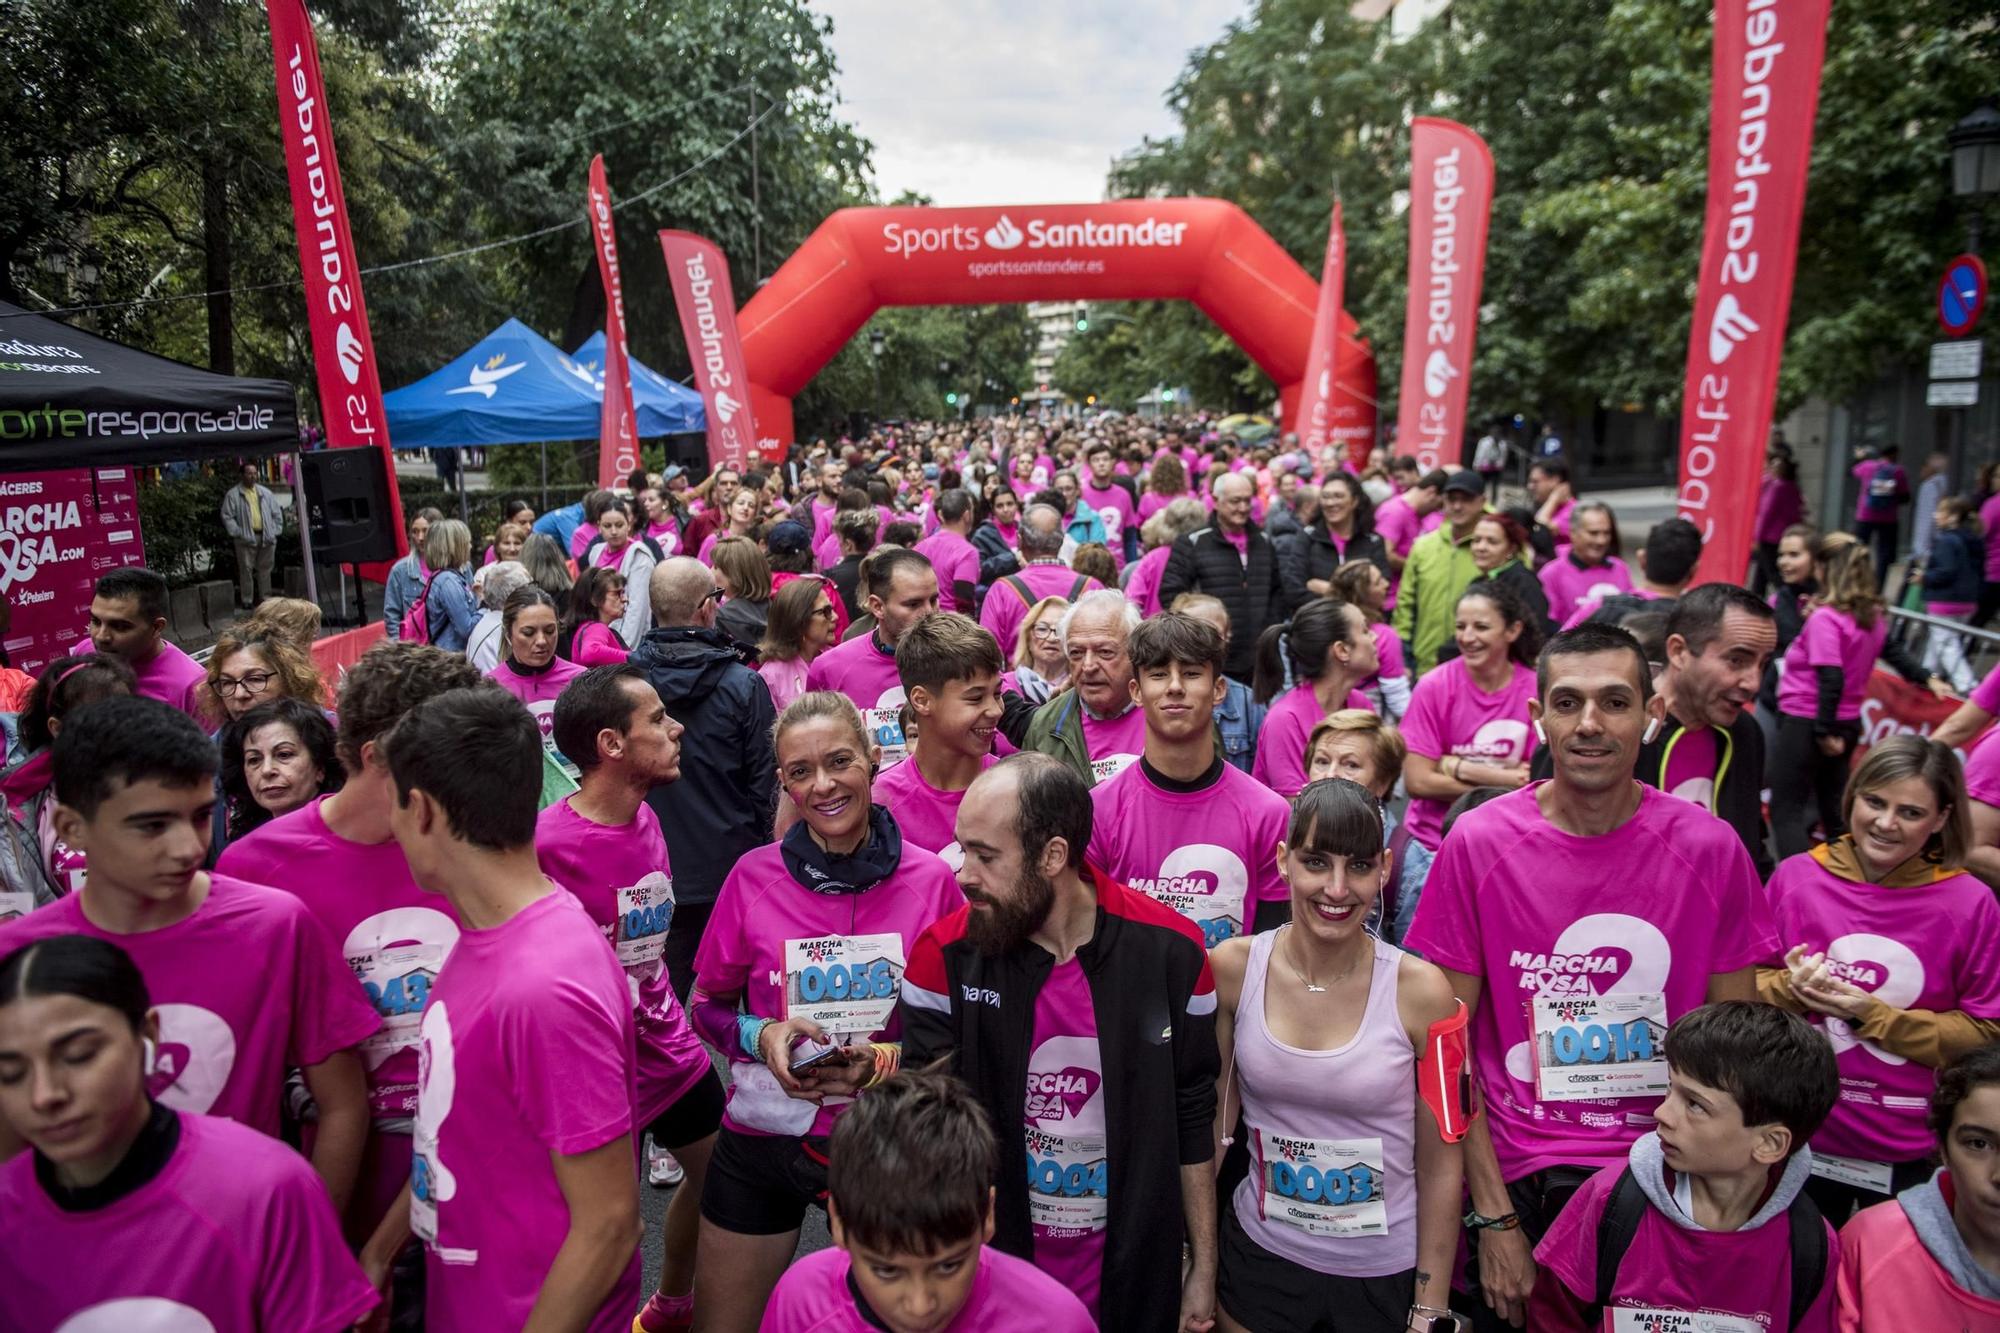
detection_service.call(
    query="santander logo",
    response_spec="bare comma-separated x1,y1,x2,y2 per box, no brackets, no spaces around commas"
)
1423,348,1458,398
335,322,364,385
713,389,742,424
1707,293,1759,363
983,215,1025,250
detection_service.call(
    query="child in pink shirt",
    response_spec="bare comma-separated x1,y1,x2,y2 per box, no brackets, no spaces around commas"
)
873,613,1005,870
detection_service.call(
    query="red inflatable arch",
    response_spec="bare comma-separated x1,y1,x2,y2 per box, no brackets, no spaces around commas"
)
735,199,1375,455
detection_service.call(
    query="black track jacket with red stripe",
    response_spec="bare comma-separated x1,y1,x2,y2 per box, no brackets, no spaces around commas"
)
899,866,1219,1332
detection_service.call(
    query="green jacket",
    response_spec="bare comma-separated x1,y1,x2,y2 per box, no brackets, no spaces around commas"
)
1393,523,1482,674
1022,687,1095,785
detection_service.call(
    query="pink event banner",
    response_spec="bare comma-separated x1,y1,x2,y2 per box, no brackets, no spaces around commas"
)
659,230,758,471
1677,0,1831,584
1294,198,1347,462
266,0,406,573
588,155,640,490
1393,118,1494,472
0,468,145,675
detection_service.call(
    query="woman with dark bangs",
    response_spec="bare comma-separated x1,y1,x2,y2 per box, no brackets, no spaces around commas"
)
1207,778,1468,1333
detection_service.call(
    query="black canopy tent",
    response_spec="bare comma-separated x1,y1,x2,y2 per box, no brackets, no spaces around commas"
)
0,301,297,473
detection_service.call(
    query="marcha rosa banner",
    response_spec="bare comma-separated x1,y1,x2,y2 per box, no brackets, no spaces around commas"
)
1294,198,1351,465
587,156,640,490
1676,0,1831,585
0,468,144,676
265,0,406,570
1394,118,1494,473
660,230,758,471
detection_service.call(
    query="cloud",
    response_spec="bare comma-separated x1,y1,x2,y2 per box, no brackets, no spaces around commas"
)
817,0,1245,206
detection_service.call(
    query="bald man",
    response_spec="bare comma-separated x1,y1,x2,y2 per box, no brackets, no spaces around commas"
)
630,556,776,995
980,503,1102,661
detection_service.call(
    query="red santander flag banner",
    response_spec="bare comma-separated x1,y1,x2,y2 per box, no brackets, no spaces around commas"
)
1394,119,1494,472
1677,0,1831,585
660,231,757,471
264,0,406,560
1294,197,1347,462
587,156,640,490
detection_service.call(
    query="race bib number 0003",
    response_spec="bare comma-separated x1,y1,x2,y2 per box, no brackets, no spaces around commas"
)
783,933,905,1036
1254,1130,1388,1237
1531,991,1669,1102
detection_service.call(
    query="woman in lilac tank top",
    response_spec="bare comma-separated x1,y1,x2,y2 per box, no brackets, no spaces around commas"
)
1208,779,1466,1333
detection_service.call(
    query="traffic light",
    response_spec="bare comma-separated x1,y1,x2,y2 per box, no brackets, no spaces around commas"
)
945,391,959,405
1075,318,1088,333
1086,395,1097,406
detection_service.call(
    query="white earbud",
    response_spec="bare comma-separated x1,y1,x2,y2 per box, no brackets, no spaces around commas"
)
1532,719,1546,744
1642,717,1662,744
142,1037,157,1076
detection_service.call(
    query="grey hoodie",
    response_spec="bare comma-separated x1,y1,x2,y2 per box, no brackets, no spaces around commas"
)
1628,1130,1817,1233
1898,1168,2000,1301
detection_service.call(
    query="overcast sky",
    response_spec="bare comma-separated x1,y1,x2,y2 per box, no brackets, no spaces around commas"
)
816,0,1248,207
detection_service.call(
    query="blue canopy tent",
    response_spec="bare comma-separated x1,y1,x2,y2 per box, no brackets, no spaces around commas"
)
383,318,703,445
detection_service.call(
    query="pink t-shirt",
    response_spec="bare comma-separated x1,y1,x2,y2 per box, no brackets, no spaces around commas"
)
759,656,810,714
805,633,909,767
1368,623,1408,684
647,520,682,555
1766,853,2000,1162
1077,702,1147,786
569,521,600,561
131,640,211,718
1089,759,1289,947
874,751,996,870
1026,958,1107,1320
412,889,640,1333
536,799,710,1124
1127,545,1173,618
0,1111,378,1332
1374,494,1421,559
1974,663,2000,716
489,656,589,739
1539,554,1634,626
1080,481,1137,566
1535,1155,1837,1332
1397,657,1537,848
1838,1180,2000,1330
1138,491,1176,523
1560,583,1668,631
1775,607,1888,720
1407,784,1774,1181
218,797,457,1121
693,840,962,1137
570,620,628,667
981,563,1100,664
1659,725,1721,810
1545,497,1576,540
0,875,380,1135
914,529,981,613
1250,681,1374,798
762,1243,1095,1333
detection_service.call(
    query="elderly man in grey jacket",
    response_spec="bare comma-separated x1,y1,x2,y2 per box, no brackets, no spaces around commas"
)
218,463,281,608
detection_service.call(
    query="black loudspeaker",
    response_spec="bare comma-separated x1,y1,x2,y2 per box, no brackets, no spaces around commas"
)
300,448,398,564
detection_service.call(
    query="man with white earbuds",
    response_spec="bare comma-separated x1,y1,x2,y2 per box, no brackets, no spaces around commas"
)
1528,583,1779,878
1404,622,1778,1331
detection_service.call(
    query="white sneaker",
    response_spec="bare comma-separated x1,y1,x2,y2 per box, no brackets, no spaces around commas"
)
646,1138,685,1188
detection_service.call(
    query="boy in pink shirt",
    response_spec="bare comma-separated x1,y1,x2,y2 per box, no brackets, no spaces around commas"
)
366,687,642,1333
913,489,982,614
876,612,1005,869
762,1069,1094,1333
0,697,378,1203
1532,1002,1840,1331
82,567,210,718
807,548,941,770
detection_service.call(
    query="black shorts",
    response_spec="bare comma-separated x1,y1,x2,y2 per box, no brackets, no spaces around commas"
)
644,1067,725,1152
699,1126,831,1236
1217,1202,1413,1333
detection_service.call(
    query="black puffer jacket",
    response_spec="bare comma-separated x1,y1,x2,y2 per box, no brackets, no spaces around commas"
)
1278,522,1392,607
970,521,1022,597
1158,525,1292,682
630,626,777,905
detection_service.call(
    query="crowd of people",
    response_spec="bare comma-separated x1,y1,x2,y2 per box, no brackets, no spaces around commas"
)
4,414,2000,1333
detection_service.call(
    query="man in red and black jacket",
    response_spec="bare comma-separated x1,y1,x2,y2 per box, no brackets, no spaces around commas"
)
900,753,1220,1332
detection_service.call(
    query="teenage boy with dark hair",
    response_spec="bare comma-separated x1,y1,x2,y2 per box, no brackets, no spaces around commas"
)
1087,612,1289,943
761,1069,1094,1333
875,612,1005,867
807,547,941,770
1530,1001,1840,1330
0,696,378,1210
369,687,642,1331
84,567,209,716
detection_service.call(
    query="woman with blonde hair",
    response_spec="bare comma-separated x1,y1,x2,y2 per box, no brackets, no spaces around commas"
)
1770,532,1946,857
201,627,327,730
519,530,575,601
712,535,774,649
238,596,322,655
416,517,477,651
1011,596,1071,704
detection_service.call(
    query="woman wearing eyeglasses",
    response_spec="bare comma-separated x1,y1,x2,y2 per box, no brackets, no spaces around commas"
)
757,577,839,713
1010,596,1072,705
199,629,328,736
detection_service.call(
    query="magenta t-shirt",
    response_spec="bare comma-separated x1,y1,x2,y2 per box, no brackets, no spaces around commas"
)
1967,728,2000,810
980,563,1100,664
914,529,981,614
1659,725,1720,811
1404,785,1777,1181
1128,545,1172,617
1077,703,1147,785
1535,1154,1837,1331
1765,853,2000,1163
1774,606,1887,720
1080,481,1137,566
693,839,962,1137
536,799,710,1124
1374,495,1421,559
874,752,996,870
1026,958,1107,1319
1398,657,1537,848
131,640,211,718
412,890,640,1333
0,874,379,1135
1974,662,2000,716
762,1243,1095,1333
0,1111,378,1332
805,633,909,767
489,657,589,740
1539,555,1633,626
1250,681,1374,798
218,797,457,1121
1088,760,1288,947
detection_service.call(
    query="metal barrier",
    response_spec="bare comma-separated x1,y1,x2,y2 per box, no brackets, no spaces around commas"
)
1885,603,2000,690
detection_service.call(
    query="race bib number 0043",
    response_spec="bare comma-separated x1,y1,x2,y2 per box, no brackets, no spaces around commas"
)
1254,1130,1388,1237
1531,991,1669,1102
783,933,905,1036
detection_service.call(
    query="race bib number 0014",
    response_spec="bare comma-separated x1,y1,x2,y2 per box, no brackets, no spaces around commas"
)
1531,991,1669,1102
1254,1130,1388,1237
783,933,905,1036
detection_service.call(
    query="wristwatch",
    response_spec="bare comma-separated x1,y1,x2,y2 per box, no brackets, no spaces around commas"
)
1407,1306,1470,1333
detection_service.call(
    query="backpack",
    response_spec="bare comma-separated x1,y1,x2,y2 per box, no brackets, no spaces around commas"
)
403,569,443,645
1004,572,1091,610
1590,1165,1827,1331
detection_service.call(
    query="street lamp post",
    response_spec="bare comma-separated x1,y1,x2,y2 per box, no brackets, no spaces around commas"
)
1950,101,2000,254
870,328,886,421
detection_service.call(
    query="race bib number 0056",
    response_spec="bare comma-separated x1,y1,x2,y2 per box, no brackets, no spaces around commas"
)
783,933,905,1036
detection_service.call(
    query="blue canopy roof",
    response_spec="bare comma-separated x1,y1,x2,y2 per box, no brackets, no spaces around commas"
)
383,318,703,447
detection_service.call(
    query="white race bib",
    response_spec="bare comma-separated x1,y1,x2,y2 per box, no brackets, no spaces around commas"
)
356,941,449,1062
1254,1129,1389,1237
1531,991,1669,1102
783,933,905,1036
863,708,908,771
1610,1310,1761,1333
1026,1123,1108,1235
615,872,674,970
1089,752,1138,784
1810,1151,1894,1195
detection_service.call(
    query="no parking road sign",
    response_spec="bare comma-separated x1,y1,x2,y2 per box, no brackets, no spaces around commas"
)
1939,254,1987,336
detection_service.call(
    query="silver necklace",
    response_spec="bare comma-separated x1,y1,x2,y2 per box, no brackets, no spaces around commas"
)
1283,924,1367,994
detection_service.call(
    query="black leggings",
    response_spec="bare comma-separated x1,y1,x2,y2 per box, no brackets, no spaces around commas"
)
1770,713,1861,859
